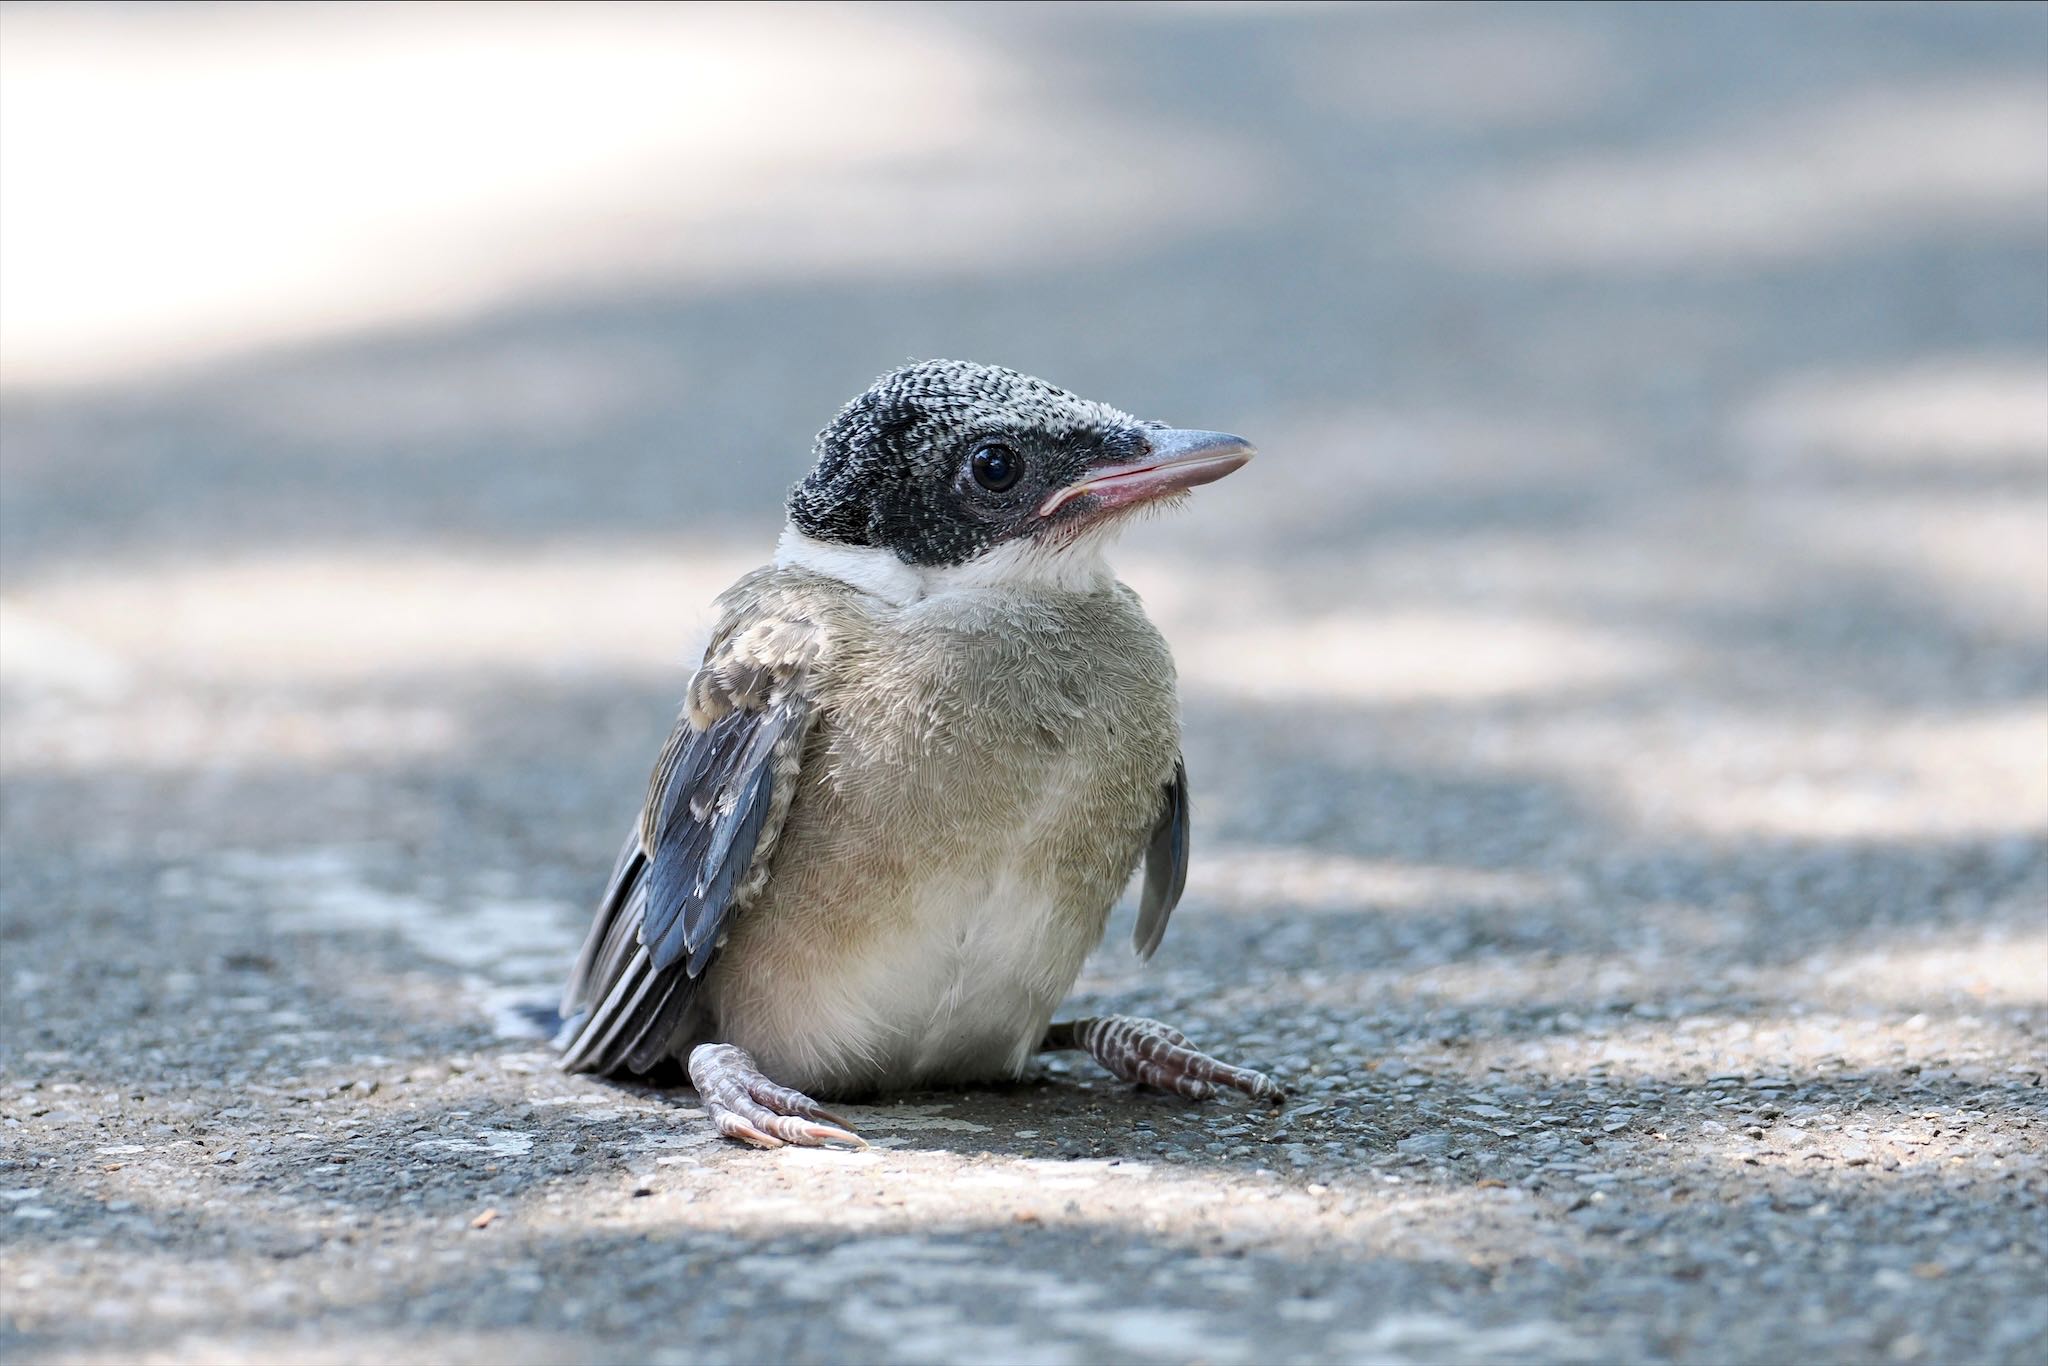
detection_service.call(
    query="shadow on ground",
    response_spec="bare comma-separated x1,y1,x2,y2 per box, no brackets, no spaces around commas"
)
3,2,2044,1363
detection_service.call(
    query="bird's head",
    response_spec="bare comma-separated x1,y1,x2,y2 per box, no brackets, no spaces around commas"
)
781,360,1253,600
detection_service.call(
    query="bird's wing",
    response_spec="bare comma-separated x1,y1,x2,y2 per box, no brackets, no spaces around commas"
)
558,578,823,1076
1132,756,1189,959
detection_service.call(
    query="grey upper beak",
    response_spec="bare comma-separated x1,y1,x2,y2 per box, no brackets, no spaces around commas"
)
1039,429,1257,517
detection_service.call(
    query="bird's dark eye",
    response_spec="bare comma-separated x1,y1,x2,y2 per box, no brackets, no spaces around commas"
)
969,442,1021,492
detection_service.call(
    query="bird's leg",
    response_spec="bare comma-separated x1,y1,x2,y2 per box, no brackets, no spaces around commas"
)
687,1042,866,1149
1041,1016,1283,1102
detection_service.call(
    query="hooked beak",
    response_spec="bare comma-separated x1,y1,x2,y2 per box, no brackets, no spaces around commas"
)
1038,428,1256,520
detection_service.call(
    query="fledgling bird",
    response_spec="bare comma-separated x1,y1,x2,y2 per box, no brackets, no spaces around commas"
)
556,360,1279,1147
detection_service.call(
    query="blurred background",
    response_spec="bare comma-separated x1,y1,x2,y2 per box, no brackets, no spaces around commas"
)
1,3,2044,1361
5,0,2041,971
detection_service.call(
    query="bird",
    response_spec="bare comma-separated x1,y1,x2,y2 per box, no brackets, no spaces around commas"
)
555,359,1280,1148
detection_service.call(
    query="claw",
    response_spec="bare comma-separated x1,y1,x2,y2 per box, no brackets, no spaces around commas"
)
689,1042,868,1150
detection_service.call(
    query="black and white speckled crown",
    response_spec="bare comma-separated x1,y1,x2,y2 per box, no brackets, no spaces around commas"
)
787,360,1145,566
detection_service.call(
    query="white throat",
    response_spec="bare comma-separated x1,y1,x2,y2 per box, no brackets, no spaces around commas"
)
774,526,1111,606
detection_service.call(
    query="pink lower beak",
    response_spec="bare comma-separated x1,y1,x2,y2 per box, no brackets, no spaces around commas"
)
1038,429,1256,519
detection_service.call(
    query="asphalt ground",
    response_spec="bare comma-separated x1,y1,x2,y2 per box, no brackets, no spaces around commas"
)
2,4,2044,1363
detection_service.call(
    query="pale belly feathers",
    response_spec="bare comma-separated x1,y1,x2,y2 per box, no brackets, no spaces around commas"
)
700,583,1178,1097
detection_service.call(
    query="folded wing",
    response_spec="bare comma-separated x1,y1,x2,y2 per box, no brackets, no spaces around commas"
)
1132,756,1189,960
558,577,821,1076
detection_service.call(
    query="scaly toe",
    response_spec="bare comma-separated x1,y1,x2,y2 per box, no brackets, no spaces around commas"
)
746,1077,858,1133
712,1111,786,1149
1078,1016,1280,1104
1236,1069,1285,1103
1203,1061,1283,1102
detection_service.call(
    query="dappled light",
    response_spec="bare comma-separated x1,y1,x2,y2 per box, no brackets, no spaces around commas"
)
0,4,1263,389
2,2,2043,1363
0,546,756,686
1173,609,1674,703
1739,355,2048,471
1440,80,2048,270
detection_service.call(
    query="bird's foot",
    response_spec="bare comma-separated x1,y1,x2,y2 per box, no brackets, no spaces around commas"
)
686,1042,866,1149
1050,1015,1283,1102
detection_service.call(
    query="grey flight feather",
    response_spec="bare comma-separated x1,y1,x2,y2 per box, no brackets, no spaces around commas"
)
557,579,822,1077
642,704,791,973
1133,756,1189,959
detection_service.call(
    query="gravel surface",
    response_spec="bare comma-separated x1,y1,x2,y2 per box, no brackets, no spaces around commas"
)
3,4,2045,1364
